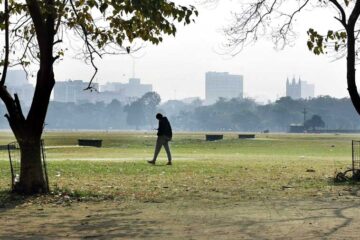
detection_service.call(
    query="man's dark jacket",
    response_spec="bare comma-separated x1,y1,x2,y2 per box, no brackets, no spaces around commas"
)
157,117,172,139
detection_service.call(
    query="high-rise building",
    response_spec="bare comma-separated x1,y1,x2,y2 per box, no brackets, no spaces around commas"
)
286,77,315,100
205,72,243,104
300,81,315,99
53,80,99,103
6,70,35,107
54,78,152,104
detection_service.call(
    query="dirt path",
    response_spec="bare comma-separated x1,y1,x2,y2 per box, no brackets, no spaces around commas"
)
1,198,360,239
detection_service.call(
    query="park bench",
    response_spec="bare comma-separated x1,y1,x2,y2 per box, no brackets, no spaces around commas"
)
206,134,223,141
0,145,15,150
78,139,102,147
238,134,255,139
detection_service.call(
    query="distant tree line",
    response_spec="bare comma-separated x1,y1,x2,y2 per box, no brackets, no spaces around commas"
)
45,92,162,130
0,95,357,132
165,96,360,132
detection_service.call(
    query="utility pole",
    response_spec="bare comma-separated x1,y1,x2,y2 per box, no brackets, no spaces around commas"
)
302,108,307,125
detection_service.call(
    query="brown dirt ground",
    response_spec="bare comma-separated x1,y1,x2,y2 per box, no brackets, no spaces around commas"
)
1,197,360,239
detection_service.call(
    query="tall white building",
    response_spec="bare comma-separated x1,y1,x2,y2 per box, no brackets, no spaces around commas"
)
286,77,315,100
6,70,35,107
301,80,315,99
205,72,243,104
53,80,99,103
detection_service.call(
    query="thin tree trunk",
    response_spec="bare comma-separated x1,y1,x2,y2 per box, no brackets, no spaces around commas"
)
346,2,360,115
346,28,360,115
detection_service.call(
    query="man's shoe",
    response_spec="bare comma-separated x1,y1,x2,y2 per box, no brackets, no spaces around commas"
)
166,161,172,166
147,160,156,165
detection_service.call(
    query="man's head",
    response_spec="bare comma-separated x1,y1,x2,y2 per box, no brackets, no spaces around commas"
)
156,113,163,120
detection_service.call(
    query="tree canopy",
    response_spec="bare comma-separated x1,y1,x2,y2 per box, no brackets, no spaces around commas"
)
304,114,325,130
0,0,198,86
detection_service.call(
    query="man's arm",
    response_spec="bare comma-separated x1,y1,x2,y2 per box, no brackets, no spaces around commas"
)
157,119,165,135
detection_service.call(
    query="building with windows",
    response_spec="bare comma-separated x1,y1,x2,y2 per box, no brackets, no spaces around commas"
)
286,77,315,100
6,70,35,107
54,78,152,104
53,80,99,103
205,72,243,104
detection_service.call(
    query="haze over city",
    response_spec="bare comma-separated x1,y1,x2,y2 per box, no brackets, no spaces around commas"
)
46,1,348,103
4,1,360,238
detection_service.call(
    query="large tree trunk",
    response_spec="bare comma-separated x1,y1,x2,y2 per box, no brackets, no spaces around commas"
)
4,66,55,194
15,69,54,194
10,0,56,194
0,0,56,195
15,138,47,194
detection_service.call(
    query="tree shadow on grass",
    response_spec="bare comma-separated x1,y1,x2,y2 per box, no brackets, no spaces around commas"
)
70,216,169,239
1,198,360,239
224,200,360,239
328,177,360,197
0,203,171,239
0,189,29,211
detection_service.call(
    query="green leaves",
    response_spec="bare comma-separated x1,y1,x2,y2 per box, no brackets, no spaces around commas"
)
0,0,198,76
2,0,197,69
307,28,347,55
307,28,324,55
63,0,198,49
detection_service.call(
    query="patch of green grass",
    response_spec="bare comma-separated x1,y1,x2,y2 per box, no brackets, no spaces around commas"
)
0,132,358,204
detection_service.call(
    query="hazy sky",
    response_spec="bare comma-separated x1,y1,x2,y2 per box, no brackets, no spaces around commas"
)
52,1,351,103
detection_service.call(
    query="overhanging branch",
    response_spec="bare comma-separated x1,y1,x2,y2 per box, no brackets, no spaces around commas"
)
329,0,347,26
69,0,101,91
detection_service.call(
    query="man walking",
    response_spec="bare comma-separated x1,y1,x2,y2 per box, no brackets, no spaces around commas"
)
148,113,172,165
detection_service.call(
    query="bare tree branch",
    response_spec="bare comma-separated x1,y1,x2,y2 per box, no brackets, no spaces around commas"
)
274,0,311,47
69,0,101,90
223,0,313,54
329,0,347,26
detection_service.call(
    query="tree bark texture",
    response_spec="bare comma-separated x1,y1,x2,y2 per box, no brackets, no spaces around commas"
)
346,1,360,116
15,139,47,193
12,66,54,194
4,0,56,194
346,29,360,115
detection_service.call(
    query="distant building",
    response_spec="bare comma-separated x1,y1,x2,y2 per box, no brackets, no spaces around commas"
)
95,91,125,104
286,77,301,99
286,77,315,100
300,80,315,99
205,72,243,104
101,78,152,102
53,80,99,103
289,124,305,133
54,78,152,104
6,70,34,107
